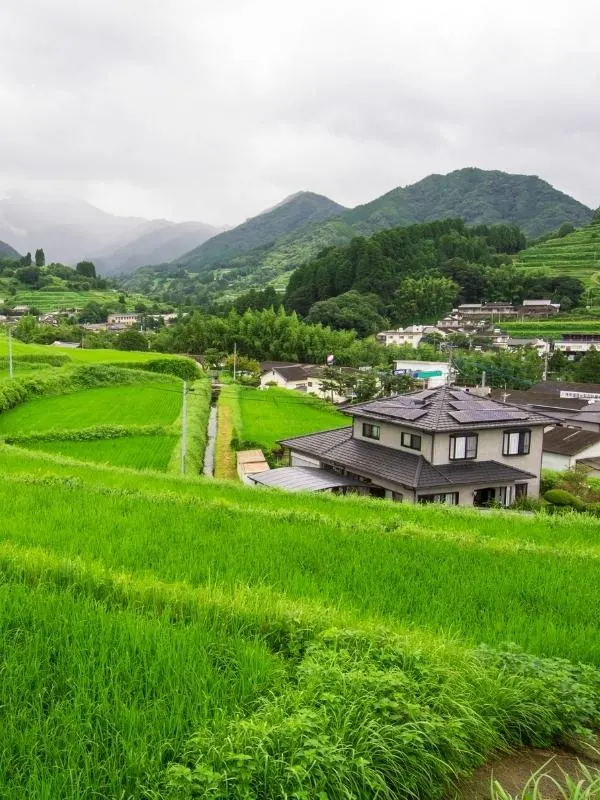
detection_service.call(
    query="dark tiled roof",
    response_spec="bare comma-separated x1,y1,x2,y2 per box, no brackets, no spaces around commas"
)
280,427,535,490
570,404,600,425
343,386,548,433
491,390,588,411
531,381,600,396
543,426,600,456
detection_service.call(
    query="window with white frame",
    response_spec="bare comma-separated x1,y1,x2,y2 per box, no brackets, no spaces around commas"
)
449,434,478,460
502,429,531,456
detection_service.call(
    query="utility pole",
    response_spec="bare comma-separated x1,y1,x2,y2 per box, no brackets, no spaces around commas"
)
542,347,549,381
180,380,188,476
233,342,237,383
8,325,13,379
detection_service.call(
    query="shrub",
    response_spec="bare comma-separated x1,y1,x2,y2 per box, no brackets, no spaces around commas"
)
109,357,200,381
543,489,586,511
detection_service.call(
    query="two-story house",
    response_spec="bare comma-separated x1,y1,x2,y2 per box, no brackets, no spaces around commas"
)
280,387,548,506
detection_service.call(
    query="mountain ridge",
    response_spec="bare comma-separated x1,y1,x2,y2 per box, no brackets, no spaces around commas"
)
122,168,594,303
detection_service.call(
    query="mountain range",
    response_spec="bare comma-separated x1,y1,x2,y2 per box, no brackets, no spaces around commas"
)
0,190,219,274
122,168,595,301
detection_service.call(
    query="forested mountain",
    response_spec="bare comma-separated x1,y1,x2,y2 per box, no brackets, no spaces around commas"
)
0,239,20,258
174,191,346,272
284,219,585,332
343,168,593,239
124,169,593,305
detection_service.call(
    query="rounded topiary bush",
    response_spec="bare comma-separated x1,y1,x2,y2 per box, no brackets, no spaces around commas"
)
543,489,586,511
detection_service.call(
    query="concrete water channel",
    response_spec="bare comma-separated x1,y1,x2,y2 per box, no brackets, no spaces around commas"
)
202,385,220,477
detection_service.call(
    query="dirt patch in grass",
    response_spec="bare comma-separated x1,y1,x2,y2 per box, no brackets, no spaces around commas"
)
454,742,600,799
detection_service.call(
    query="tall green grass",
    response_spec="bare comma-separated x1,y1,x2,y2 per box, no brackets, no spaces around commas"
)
0,580,281,799
0,467,599,663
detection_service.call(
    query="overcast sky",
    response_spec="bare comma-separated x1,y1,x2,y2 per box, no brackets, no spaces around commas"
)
0,0,598,225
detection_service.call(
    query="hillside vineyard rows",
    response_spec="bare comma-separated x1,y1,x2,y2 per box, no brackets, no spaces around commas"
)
0,340,600,797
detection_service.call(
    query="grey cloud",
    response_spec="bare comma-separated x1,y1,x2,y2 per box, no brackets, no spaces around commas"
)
0,0,598,226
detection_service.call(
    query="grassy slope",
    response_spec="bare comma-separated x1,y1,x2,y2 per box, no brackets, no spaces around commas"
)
10,288,153,312
514,221,600,286
0,332,178,363
238,386,347,451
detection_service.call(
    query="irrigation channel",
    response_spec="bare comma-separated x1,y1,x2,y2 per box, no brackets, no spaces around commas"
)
202,385,220,477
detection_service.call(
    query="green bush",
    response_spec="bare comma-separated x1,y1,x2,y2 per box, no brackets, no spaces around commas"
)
5,424,169,444
0,354,70,367
543,489,586,511
540,470,558,494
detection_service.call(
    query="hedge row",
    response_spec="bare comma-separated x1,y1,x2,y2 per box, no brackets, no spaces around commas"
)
5,424,172,444
0,354,70,367
107,357,201,381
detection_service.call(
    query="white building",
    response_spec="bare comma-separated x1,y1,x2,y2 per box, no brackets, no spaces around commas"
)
393,360,455,389
376,325,442,347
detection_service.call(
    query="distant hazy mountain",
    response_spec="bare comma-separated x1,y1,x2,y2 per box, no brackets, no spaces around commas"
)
0,190,218,273
94,220,220,275
175,191,346,272
0,239,20,258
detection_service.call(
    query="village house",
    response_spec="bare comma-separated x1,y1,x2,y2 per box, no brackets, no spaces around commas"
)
277,387,547,506
553,332,600,356
375,325,441,347
393,360,456,389
542,426,600,472
106,313,139,327
259,362,355,403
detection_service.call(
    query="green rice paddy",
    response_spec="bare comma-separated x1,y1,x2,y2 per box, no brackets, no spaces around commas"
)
19,433,179,470
238,386,347,451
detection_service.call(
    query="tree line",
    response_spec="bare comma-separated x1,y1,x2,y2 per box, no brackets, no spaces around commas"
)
283,219,584,334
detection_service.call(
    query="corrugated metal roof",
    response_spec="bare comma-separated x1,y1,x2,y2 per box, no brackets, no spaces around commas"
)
248,467,363,492
280,428,534,489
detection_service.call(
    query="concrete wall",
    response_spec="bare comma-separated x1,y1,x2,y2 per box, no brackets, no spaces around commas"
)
542,452,571,471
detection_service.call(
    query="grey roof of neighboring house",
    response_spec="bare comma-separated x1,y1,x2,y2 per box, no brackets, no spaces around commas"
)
543,426,600,456
248,466,363,492
570,404,600,425
491,390,589,411
280,427,535,490
578,458,600,471
530,381,600,396
342,386,549,433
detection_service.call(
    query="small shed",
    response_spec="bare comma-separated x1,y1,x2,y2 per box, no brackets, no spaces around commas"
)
236,449,270,484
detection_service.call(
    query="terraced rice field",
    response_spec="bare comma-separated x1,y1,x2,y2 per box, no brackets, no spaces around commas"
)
19,433,179,470
238,386,347,451
515,222,600,285
12,288,153,312
0,381,181,435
